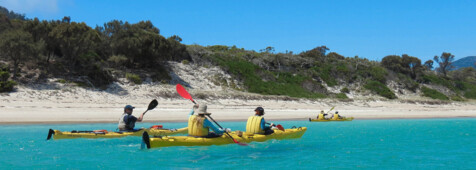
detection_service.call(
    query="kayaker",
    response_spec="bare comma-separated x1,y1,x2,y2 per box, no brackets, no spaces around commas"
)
332,111,342,120
118,105,145,131
246,107,274,135
317,110,327,120
188,104,229,138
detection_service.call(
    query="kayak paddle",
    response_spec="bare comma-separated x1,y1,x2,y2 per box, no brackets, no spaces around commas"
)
326,106,335,114
176,84,196,104
143,99,158,114
46,129,54,140
142,131,151,149
205,115,248,146
175,84,247,146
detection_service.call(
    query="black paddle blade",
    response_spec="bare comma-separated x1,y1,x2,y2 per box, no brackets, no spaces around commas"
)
142,132,151,149
46,129,54,140
147,99,158,110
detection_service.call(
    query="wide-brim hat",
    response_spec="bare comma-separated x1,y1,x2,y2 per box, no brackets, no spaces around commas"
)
197,104,211,115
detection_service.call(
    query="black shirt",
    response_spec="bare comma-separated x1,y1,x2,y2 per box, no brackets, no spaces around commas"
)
123,114,138,130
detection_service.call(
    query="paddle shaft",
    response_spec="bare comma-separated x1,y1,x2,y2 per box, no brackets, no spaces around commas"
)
205,115,240,143
176,84,246,145
326,106,335,114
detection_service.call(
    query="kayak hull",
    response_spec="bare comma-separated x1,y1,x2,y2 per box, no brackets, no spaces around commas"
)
144,127,307,148
309,117,354,122
48,127,188,140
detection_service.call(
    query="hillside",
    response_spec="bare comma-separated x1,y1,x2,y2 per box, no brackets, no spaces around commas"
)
1,6,476,102
452,56,476,70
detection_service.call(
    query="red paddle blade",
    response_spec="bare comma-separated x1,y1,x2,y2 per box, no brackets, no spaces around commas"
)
276,124,285,131
176,84,193,100
233,139,248,146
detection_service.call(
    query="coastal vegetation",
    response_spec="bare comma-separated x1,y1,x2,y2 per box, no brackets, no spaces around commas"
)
1,6,476,101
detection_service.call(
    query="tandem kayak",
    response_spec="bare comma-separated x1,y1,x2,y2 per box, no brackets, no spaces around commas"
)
308,117,354,122
47,127,188,140
142,127,307,149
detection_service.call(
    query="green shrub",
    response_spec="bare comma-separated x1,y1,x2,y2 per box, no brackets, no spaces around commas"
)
181,60,190,65
421,86,449,100
73,81,89,87
0,80,16,92
370,66,387,83
450,95,465,101
422,74,457,92
107,55,128,66
364,80,397,99
340,87,350,93
312,65,337,87
86,64,115,88
126,73,142,84
336,93,348,99
215,56,325,98
56,79,67,84
0,69,16,92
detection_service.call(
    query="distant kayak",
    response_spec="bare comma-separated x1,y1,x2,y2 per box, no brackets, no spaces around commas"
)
142,127,307,149
47,127,188,140
309,117,354,122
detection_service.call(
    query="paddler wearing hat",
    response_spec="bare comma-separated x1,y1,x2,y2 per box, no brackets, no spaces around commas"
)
118,105,146,131
246,107,275,135
188,104,230,137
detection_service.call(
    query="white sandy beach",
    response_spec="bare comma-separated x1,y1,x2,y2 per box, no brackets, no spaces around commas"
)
1,84,475,124
1,62,475,124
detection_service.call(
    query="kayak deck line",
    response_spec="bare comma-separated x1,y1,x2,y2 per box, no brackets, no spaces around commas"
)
142,127,307,149
309,117,354,122
46,127,188,140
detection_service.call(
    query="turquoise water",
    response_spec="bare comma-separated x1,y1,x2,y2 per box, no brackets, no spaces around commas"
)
1,119,476,169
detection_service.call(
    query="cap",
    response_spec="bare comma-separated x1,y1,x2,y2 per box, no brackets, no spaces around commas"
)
254,107,264,111
124,105,135,110
254,107,264,114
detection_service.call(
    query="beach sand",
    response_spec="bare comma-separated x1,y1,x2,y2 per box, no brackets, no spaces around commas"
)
1,61,475,124
1,84,475,124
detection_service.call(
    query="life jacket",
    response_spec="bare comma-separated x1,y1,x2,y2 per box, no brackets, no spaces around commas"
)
188,115,209,137
318,113,325,120
118,113,128,130
246,116,265,134
332,113,340,120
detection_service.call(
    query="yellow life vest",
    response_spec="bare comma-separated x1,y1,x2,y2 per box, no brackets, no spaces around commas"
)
318,113,325,120
332,114,340,120
246,116,265,134
188,115,209,137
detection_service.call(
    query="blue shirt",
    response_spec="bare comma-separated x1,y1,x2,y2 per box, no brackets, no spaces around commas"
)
260,117,271,130
189,109,224,135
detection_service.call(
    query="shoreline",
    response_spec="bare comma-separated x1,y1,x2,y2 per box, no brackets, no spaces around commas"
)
2,116,476,125
2,84,476,125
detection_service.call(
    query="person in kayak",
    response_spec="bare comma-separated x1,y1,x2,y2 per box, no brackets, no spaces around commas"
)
246,107,275,135
118,105,145,131
188,104,229,138
317,110,327,120
331,111,342,120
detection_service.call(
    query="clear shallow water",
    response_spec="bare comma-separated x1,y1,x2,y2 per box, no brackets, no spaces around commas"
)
1,119,476,169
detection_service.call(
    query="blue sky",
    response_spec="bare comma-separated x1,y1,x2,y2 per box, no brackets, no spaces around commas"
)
1,0,475,62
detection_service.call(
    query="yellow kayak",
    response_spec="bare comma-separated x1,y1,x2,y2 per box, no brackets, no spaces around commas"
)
47,127,188,140
309,117,354,122
142,127,307,149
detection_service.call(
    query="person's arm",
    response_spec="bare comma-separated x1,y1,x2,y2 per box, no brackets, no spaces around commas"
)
137,111,146,122
261,118,272,130
203,119,224,135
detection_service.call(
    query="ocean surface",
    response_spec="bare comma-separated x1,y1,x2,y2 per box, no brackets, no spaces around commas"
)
1,118,475,169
